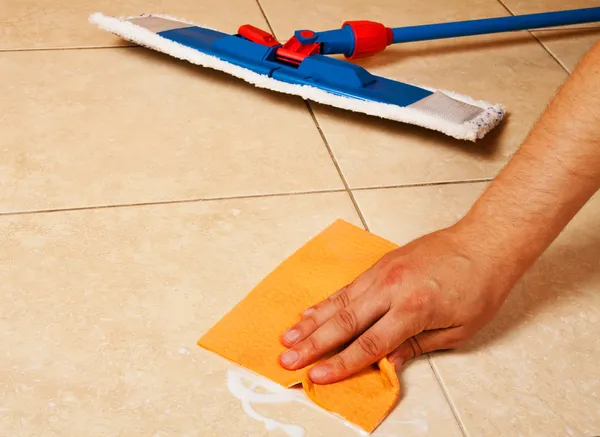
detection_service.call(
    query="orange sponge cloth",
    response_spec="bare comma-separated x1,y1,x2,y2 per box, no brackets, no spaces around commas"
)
198,219,400,432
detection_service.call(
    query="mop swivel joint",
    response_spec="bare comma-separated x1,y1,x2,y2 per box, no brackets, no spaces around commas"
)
341,21,394,59
293,20,393,59
238,21,393,64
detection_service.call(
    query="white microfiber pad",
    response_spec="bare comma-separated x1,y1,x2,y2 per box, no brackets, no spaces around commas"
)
89,13,506,141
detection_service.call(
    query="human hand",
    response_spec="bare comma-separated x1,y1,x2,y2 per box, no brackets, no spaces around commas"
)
278,223,520,384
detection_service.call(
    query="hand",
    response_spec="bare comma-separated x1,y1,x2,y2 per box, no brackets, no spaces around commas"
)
278,223,519,384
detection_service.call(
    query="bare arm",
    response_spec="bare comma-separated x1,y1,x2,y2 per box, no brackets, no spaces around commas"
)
278,41,600,384
461,40,600,286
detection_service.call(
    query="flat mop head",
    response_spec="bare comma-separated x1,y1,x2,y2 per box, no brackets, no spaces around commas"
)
89,13,505,141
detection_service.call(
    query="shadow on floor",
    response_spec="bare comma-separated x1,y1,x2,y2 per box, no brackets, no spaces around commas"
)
312,101,508,160
461,229,600,352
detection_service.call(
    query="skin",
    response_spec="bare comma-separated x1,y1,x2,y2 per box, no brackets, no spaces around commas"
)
278,41,600,385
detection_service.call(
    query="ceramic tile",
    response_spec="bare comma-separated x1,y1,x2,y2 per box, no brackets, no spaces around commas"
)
500,0,600,72
0,48,343,213
355,184,600,437
260,0,569,188
354,183,488,246
0,193,463,436
0,0,264,50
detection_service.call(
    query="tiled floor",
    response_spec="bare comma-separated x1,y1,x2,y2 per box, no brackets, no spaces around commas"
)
1,0,599,436
501,0,600,72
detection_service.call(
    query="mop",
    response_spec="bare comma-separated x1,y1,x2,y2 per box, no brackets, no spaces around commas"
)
89,7,600,141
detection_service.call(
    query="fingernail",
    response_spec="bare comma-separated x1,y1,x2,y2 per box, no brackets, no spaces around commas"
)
302,308,315,317
391,357,405,370
388,350,408,370
283,329,300,344
280,350,299,367
309,365,329,381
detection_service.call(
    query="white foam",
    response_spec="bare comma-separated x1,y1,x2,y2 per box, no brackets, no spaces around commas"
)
225,368,431,436
226,369,307,437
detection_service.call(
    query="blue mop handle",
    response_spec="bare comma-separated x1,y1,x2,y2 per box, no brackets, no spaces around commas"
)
391,6,600,43
300,7,600,57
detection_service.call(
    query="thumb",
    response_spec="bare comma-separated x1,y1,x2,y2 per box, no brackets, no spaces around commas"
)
387,327,467,369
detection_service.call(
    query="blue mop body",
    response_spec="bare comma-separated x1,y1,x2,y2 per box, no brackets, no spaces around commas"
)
89,8,600,141
89,13,507,141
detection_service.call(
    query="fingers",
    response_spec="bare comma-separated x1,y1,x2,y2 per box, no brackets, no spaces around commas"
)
281,266,379,348
279,289,389,370
387,327,467,369
306,313,418,384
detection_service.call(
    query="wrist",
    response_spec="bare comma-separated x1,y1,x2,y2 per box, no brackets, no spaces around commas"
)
448,212,529,288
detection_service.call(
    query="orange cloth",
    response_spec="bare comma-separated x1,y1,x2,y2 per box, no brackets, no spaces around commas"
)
198,219,400,432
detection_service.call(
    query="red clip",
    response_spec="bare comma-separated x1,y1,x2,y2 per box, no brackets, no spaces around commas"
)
276,36,320,65
238,24,320,65
343,21,393,59
238,24,280,47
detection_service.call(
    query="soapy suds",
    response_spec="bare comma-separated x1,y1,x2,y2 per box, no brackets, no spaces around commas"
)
226,369,430,437
226,370,306,437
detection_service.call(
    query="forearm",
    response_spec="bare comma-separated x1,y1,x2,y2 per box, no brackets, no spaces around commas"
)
457,42,600,282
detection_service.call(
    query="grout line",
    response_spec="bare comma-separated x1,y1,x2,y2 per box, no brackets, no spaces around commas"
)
528,32,571,73
0,45,136,53
427,355,471,437
252,0,369,231
0,189,346,218
254,0,277,36
495,0,571,74
352,177,493,192
0,178,491,218
303,103,370,231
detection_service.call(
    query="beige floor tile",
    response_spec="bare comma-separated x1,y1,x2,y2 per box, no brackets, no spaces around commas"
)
354,184,600,436
0,48,343,213
0,193,463,436
354,183,488,245
500,0,600,72
260,0,569,188
0,0,264,50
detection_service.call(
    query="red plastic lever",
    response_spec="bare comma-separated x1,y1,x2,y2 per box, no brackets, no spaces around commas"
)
276,36,321,65
237,24,320,65
238,24,280,47
343,20,393,59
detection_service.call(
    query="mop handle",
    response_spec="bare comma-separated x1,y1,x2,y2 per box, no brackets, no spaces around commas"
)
297,7,600,58
390,6,600,43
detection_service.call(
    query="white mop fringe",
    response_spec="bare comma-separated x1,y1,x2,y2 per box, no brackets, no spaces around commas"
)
89,12,505,141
